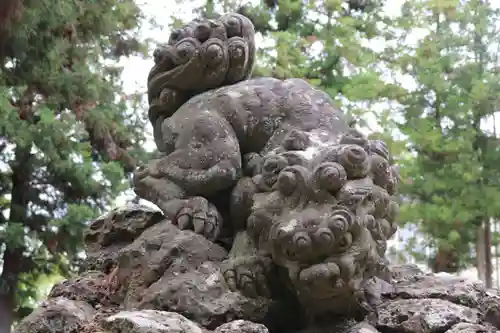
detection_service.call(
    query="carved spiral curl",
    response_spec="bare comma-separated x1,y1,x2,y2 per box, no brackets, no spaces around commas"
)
313,227,336,252
312,162,348,193
175,38,199,65
293,231,312,254
220,13,256,72
261,154,288,187
369,154,392,190
271,224,300,262
275,165,310,199
222,13,245,37
367,139,390,161
336,144,370,179
326,206,358,238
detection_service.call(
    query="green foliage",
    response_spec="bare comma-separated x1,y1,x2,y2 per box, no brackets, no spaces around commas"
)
0,0,150,324
387,0,500,271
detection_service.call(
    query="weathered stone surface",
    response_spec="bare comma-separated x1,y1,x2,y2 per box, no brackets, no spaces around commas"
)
297,321,381,333
376,298,481,332
389,264,425,281
138,260,272,329
102,310,206,333
48,271,117,307
14,297,95,333
83,203,164,272
386,273,488,305
482,289,500,329
383,273,500,329
113,220,227,305
445,323,499,333
214,320,269,333
103,219,271,329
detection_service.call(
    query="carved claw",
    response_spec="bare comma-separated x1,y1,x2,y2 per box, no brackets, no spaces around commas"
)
173,196,222,241
221,256,272,298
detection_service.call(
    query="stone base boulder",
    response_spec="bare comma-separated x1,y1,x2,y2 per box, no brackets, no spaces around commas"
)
13,206,500,333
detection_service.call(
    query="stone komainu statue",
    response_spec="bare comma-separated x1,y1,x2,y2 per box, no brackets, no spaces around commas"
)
134,12,400,321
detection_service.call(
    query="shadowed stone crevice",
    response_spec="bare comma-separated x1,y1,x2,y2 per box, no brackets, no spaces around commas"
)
13,12,500,333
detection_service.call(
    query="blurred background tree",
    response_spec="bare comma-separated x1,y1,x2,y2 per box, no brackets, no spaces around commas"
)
0,0,151,331
384,0,500,287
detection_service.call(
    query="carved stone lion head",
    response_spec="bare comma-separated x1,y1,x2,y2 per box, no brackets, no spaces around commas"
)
147,13,256,123
245,130,400,317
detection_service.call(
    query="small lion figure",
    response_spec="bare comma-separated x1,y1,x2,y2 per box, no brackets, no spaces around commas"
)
223,129,400,320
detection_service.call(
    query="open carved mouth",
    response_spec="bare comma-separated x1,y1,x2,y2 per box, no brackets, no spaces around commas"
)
146,13,256,104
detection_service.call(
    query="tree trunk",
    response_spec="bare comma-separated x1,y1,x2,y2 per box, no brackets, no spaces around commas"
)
0,298,13,333
484,219,493,288
0,146,32,332
477,223,486,282
495,219,500,289
0,250,21,333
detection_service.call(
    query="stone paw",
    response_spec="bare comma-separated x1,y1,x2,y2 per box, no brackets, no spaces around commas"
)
173,196,222,241
221,256,272,298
